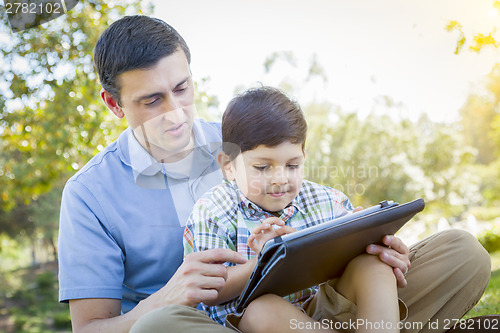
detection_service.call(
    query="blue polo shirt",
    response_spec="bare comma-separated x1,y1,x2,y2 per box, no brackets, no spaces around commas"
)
58,119,223,313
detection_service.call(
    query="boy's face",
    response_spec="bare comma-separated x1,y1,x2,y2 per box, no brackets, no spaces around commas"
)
103,49,195,162
225,141,305,212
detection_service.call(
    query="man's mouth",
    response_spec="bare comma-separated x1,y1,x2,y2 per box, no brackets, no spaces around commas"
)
165,123,186,137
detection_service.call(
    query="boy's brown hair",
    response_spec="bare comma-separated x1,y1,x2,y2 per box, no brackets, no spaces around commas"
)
222,86,307,160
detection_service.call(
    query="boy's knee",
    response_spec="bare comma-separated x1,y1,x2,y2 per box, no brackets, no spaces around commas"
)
245,293,286,315
347,253,393,277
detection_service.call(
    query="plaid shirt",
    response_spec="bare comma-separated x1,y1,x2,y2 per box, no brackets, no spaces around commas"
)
184,179,354,325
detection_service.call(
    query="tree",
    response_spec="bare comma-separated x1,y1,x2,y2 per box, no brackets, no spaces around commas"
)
0,1,151,214
0,1,221,251
446,1,500,54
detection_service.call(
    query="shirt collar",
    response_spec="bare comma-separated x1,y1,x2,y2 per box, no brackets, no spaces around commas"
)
228,180,306,220
126,118,218,178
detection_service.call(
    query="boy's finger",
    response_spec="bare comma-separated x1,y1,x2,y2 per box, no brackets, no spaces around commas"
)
353,206,363,213
262,217,284,226
251,223,272,234
274,226,297,236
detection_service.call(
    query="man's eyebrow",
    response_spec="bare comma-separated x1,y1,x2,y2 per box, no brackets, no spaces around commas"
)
134,92,164,104
174,76,190,89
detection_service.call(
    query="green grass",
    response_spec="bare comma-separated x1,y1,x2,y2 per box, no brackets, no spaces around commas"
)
464,251,500,318
0,261,71,333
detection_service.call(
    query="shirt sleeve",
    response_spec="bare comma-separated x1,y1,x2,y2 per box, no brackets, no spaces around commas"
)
58,179,124,302
184,196,236,258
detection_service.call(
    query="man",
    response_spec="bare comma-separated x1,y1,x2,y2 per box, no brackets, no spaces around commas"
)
58,15,246,333
59,15,490,333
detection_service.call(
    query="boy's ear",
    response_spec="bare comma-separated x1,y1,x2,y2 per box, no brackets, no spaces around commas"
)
101,88,124,119
217,152,235,180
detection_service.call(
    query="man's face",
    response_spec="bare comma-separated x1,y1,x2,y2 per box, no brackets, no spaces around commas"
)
116,49,195,162
225,141,305,212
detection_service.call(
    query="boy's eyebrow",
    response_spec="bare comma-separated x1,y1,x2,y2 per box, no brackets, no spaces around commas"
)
133,76,191,103
255,156,303,163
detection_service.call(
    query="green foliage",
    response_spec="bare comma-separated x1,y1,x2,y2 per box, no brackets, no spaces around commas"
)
53,309,72,329
36,271,55,290
304,105,481,216
0,0,149,214
459,94,498,164
446,2,500,54
478,227,500,253
1,262,71,333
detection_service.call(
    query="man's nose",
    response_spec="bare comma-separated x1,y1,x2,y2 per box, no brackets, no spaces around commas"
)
163,105,184,124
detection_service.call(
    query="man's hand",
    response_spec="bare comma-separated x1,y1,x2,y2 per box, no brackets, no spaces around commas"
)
247,217,297,254
366,235,411,288
144,248,247,309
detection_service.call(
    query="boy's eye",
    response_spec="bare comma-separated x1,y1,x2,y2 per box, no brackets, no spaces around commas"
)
287,164,300,169
253,165,268,171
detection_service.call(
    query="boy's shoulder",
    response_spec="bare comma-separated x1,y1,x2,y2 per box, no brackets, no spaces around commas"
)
298,179,347,199
194,180,241,214
296,180,352,212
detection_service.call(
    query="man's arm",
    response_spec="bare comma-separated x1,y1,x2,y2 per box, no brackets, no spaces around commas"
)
69,248,247,333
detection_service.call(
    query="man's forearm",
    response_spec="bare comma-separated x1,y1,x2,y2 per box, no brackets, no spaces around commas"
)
70,297,154,333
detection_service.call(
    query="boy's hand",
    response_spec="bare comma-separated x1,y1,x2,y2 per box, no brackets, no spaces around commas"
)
366,235,411,288
247,217,297,254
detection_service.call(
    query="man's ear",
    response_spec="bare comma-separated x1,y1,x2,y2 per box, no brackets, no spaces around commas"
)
101,89,124,118
217,152,235,180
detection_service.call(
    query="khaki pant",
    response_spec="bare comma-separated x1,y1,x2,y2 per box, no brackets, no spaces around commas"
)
130,229,491,333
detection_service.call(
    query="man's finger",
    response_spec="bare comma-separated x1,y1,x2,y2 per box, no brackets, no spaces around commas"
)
190,248,247,265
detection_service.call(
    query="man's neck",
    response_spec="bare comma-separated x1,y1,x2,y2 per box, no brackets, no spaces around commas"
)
135,132,196,164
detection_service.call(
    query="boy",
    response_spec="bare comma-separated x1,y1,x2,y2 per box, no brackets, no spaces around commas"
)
184,86,402,332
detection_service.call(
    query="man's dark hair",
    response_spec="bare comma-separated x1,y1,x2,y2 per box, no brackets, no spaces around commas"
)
222,86,307,160
93,15,191,105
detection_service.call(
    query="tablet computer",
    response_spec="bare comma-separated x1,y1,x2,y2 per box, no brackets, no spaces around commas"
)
236,198,425,312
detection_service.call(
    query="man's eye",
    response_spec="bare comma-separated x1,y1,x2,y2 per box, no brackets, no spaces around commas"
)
145,99,159,106
175,87,187,94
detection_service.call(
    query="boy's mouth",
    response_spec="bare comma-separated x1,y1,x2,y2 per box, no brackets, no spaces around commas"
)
268,192,286,198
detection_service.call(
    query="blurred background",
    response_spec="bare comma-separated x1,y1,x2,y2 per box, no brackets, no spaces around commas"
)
0,0,499,331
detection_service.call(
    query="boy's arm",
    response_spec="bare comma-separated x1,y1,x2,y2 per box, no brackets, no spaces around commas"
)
203,257,258,306
204,217,297,306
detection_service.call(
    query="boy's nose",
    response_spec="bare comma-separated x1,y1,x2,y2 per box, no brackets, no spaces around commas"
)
271,167,288,185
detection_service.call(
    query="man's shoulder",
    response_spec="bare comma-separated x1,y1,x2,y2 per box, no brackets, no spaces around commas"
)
66,136,125,187
197,119,222,137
